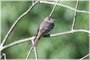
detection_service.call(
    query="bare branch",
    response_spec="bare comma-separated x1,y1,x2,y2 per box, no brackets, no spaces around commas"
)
49,0,60,17
31,40,38,60
26,46,33,60
26,40,38,60
71,0,79,30
33,47,38,60
40,1,90,13
1,36,35,51
79,53,90,60
1,29,89,51
51,30,90,37
1,2,37,46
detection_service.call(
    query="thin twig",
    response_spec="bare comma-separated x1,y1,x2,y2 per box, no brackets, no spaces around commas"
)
26,39,38,60
79,53,90,60
0,36,35,51
1,2,37,46
50,30,90,37
26,46,33,60
71,0,79,30
1,29,89,51
40,1,90,13
31,39,38,60
49,0,60,17
33,47,38,60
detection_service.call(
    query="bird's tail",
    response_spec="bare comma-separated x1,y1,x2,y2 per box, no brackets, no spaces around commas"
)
33,38,38,47
33,34,41,47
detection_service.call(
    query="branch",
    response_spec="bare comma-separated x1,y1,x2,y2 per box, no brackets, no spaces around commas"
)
26,46,33,60
0,36,35,51
1,29,89,51
26,40,38,60
1,2,37,46
49,0,60,17
31,40,38,60
71,0,79,30
40,1,90,14
79,53,90,60
50,29,89,37
33,47,38,60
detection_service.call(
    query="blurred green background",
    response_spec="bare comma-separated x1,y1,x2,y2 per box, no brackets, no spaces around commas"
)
1,1,89,59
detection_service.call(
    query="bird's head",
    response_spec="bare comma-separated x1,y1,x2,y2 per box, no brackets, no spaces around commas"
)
44,16,54,23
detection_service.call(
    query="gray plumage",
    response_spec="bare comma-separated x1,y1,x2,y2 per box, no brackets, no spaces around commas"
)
33,16,54,46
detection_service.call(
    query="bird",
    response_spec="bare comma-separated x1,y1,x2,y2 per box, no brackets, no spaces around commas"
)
33,16,54,47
